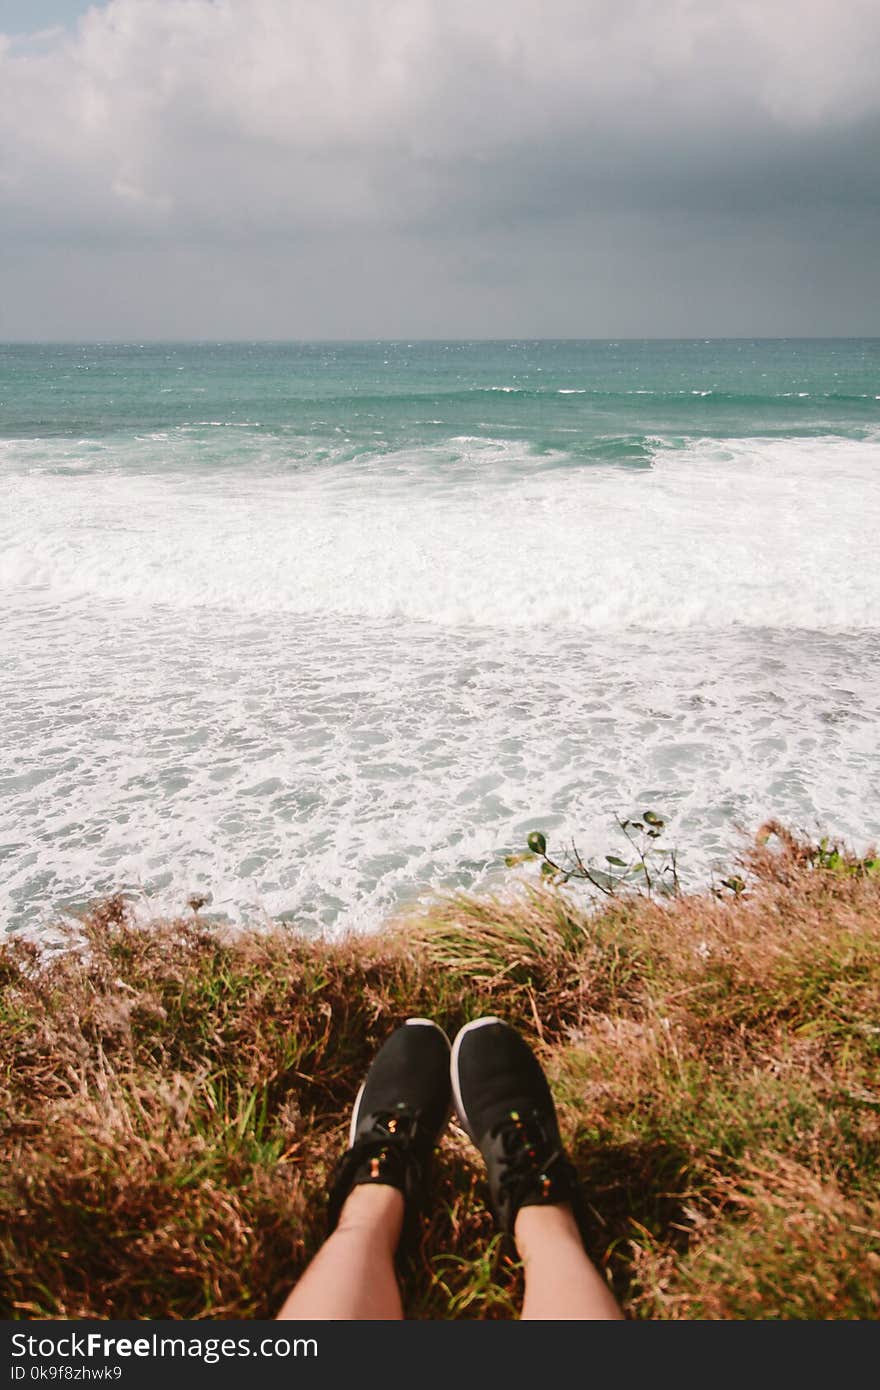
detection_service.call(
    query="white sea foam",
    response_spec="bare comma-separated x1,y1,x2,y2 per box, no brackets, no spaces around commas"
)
2,429,879,937
1,609,877,938
1,432,878,630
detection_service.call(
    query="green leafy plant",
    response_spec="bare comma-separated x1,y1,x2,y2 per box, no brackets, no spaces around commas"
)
508,813,680,900
719,875,746,896
751,822,880,882
813,838,880,877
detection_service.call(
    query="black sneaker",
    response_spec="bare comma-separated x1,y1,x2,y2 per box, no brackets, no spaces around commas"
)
326,1018,451,1253
451,1016,582,1236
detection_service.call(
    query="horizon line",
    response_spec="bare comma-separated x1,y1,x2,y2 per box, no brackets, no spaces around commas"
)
2,334,879,347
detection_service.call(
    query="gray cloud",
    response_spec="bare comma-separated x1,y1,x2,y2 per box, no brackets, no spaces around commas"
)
1,0,878,336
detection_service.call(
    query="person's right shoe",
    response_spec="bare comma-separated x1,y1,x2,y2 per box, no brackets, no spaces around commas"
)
450,1016,583,1237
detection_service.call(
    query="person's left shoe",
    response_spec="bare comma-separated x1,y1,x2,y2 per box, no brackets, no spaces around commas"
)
326,1018,452,1254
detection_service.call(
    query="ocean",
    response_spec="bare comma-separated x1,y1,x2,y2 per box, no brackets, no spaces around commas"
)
1,339,878,937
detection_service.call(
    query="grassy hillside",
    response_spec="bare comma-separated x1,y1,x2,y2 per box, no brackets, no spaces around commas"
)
2,829,878,1319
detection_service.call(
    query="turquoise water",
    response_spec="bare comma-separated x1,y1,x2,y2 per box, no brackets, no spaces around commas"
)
5,337,880,458
1,340,879,933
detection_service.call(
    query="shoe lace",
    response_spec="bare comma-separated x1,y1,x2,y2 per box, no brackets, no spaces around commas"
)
327,1106,426,1241
491,1108,565,1206
366,1108,420,1142
345,1107,423,1183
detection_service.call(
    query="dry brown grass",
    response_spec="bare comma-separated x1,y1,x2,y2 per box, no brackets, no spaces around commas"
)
1,829,878,1319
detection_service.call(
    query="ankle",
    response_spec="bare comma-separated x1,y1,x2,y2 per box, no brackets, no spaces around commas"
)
513,1201,583,1259
336,1182,406,1253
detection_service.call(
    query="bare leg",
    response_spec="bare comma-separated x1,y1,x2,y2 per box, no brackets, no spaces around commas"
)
516,1204,623,1320
277,1185,405,1321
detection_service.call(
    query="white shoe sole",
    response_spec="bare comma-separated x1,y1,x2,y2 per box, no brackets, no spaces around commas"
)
449,1016,502,1141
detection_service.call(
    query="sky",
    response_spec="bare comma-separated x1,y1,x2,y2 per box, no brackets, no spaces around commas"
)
0,1,82,31
0,0,878,339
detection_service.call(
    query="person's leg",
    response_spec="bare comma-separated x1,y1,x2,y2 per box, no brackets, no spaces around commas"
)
277,1185,404,1320
275,1018,451,1321
515,1202,623,1320
451,1016,624,1322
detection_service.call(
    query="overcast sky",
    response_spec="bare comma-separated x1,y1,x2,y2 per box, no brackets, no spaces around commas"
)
1,0,878,339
